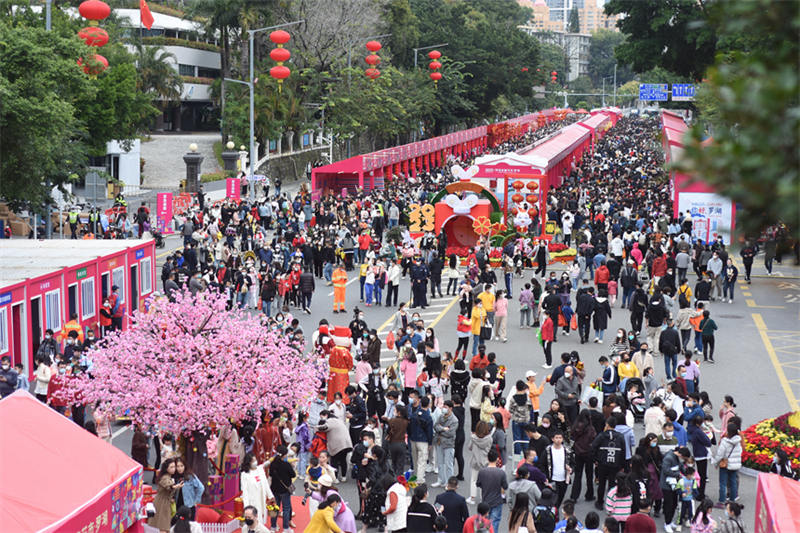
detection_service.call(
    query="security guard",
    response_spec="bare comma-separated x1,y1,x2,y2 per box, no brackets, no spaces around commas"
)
89,208,99,236
68,207,80,239
409,256,430,309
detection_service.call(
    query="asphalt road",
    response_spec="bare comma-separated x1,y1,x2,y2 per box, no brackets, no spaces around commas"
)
107,242,800,531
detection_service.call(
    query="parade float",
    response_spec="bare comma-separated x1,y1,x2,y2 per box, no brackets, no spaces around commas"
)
407,165,576,266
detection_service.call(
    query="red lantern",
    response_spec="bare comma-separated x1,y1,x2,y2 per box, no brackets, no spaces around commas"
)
512,180,525,190
78,0,110,24
526,194,539,204
428,60,442,70
365,54,381,66
78,26,109,48
528,207,539,219
365,68,381,79
526,181,539,191
366,41,382,52
270,65,291,80
551,71,557,76
428,50,442,60
269,47,291,63
430,72,442,81
511,193,524,203
78,54,108,76
521,67,528,72
269,30,291,45
510,207,519,216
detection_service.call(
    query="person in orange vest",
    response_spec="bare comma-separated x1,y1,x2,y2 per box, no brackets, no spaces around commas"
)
58,313,84,345
99,298,113,338
332,263,348,314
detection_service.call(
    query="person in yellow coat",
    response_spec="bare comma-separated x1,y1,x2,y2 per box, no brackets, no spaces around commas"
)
304,494,343,533
332,264,348,314
470,300,488,357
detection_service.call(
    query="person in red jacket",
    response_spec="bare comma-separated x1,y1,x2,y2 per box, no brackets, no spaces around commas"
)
357,231,373,263
541,314,555,369
47,360,70,414
463,503,495,533
594,261,610,293
652,252,668,283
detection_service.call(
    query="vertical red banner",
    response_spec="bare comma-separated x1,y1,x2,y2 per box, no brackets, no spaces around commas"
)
226,178,241,201
156,192,173,234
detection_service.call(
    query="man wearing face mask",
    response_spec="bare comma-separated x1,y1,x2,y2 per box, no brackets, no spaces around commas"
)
0,356,18,398
242,505,270,533
349,308,368,344
364,329,381,368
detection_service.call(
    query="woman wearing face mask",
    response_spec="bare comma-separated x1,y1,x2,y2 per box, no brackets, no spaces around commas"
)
33,355,52,403
329,392,347,421
399,349,418,404
611,328,630,356
634,434,664,516
306,494,344,533
268,445,297,533
240,452,273,523
617,352,640,380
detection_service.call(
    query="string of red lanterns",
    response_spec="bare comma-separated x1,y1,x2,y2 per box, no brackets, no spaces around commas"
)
364,40,382,80
77,0,111,78
428,50,442,87
268,30,292,92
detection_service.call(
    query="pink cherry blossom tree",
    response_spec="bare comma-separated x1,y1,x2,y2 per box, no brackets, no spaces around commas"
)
64,288,327,435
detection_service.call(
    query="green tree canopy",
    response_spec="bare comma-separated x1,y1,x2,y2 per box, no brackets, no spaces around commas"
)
675,0,800,239
567,5,580,33
604,0,716,80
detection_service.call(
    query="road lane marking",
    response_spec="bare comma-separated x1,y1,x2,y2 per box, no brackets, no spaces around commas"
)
327,276,360,296
753,313,799,411
112,424,130,439
746,299,785,309
427,297,460,329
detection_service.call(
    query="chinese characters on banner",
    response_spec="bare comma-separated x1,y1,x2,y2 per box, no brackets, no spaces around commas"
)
156,192,173,234
226,177,241,201
677,192,734,244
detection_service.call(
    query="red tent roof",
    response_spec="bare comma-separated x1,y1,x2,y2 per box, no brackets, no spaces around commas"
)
0,390,142,532
518,123,591,168
661,110,687,133
578,113,610,132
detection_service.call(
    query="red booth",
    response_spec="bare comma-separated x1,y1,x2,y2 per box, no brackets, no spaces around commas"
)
0,390,143,533
518,123,592,187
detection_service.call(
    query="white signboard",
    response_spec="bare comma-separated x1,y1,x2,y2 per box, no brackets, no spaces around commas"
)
677,192,734,244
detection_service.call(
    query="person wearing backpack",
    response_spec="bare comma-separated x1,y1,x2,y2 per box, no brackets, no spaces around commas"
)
463,502,495,533
532,487,558,533
590,416,626,511
619,260,638,309
506,381,533,461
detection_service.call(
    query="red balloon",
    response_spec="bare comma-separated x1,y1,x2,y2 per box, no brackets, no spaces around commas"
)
511,193,524,203
79,0,110,21
269,30,291,45
365,54,381,66
428,50,442,60
78,26,109,47
429,71,442,81
269,65,291,80
366,40,382,52
269,47,291,63
78,54,108,76
428,61,442,70
526,181,538,191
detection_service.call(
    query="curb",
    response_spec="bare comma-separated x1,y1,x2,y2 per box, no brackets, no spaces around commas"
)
739,466,762,478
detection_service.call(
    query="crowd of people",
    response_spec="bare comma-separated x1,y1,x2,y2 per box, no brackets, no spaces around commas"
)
11,112,794,533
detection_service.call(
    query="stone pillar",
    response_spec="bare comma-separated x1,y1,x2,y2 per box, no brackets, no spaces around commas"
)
221,141,238,172
183,144,204,193
285,130,295,153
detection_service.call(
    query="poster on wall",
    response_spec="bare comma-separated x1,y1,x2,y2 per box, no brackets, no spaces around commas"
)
677,192,734,244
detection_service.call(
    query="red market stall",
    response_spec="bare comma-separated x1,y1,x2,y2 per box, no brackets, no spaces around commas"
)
755,472,800,533
577,112,612,145
518,123,592,187
311,126,488,198
0,240,156,378
0,390,143,533
661,110,736,244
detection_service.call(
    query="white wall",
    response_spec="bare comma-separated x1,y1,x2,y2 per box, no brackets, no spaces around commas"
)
181,83,213,102
107,139,141,194
163,46,220,70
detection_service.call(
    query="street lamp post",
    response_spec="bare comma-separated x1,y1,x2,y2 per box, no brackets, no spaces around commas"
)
225,20,303,204
413,43,449,68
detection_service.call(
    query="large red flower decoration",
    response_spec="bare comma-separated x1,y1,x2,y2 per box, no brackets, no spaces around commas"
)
472,216,492,236
492,222,507,233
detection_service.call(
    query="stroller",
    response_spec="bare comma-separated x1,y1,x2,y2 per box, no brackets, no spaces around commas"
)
623,377,647,421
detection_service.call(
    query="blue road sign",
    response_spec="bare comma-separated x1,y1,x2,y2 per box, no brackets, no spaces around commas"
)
671,83,696,101
639,83,669,101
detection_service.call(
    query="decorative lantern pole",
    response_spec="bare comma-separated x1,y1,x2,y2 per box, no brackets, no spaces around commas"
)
268,30,292,92
77,0,111,78
224,20,303,204
428,50,443,88
364,40,382,80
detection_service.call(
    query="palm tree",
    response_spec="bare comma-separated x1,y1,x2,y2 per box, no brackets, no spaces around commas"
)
136,46,183,102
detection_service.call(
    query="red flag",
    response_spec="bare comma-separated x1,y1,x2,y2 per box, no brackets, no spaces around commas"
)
140,0,154,30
